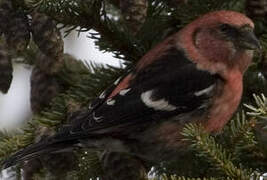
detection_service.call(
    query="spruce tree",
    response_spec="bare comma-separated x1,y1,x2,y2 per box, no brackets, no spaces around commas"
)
1,0,267,179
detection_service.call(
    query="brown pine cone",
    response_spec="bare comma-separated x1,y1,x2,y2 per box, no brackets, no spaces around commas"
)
246,0,267,18
0,0,13,32
120,0,148,34
0,39,12,93
5,10,30,52
101,151,147,180
30,66,61,113
0,0,30,53
31,11,63,60
165,0,188,7
35,52,63,75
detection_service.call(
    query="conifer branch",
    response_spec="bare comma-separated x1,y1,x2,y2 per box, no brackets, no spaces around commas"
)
182,124,253,179
152,175,222,180
245,94,267,116
220,111,265,171
0,56,124,165
23,0,181,62
222,111,257,153
172,0,242,27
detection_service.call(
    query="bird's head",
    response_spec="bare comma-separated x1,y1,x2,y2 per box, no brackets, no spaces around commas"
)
179,10,261,74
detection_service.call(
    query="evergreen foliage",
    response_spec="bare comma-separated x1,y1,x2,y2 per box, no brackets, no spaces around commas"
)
1,0,267,179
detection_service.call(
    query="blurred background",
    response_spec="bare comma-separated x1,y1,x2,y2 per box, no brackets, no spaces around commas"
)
0,30,119,130
0,29,120,179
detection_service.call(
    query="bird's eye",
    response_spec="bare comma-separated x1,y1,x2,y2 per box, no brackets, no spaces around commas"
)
219,24,232,33
218,23,239,37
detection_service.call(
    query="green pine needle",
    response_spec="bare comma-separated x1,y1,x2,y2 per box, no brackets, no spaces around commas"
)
182,123,252,179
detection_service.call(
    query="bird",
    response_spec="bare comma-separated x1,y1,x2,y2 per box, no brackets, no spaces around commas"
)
2,10,261,180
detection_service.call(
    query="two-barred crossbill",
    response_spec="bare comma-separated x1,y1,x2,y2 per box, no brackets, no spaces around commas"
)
2,10,261,180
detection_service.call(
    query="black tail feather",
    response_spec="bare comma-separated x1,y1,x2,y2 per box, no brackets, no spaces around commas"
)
1,111,102,169
1,137,79,169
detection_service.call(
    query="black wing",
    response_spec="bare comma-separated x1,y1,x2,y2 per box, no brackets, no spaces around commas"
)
2,47,219,169
68,47,219,135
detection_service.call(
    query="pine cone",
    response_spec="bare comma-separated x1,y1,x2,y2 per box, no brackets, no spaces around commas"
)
101,151,147,180
31,11,64,60
0,39,12,94
0,0,13,32
5,10,30,53
22,126,76,179
120,0,148,34
22,159,43,180
245,0,267,18
165,0,188,6
35,52,63,75
0,0,30,53
30,66,61,113
41,152,77,178
109,0,120,7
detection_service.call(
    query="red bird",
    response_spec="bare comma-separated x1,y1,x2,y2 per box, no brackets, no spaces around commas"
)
2,10,260,179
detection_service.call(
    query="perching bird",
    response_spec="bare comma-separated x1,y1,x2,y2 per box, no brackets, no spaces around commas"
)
2,10,261,179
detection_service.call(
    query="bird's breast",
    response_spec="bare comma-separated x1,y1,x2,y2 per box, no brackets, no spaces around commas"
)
203,69,243,132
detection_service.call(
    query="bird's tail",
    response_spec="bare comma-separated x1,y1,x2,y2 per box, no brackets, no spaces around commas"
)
1,111,95,169
1,137,79,169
